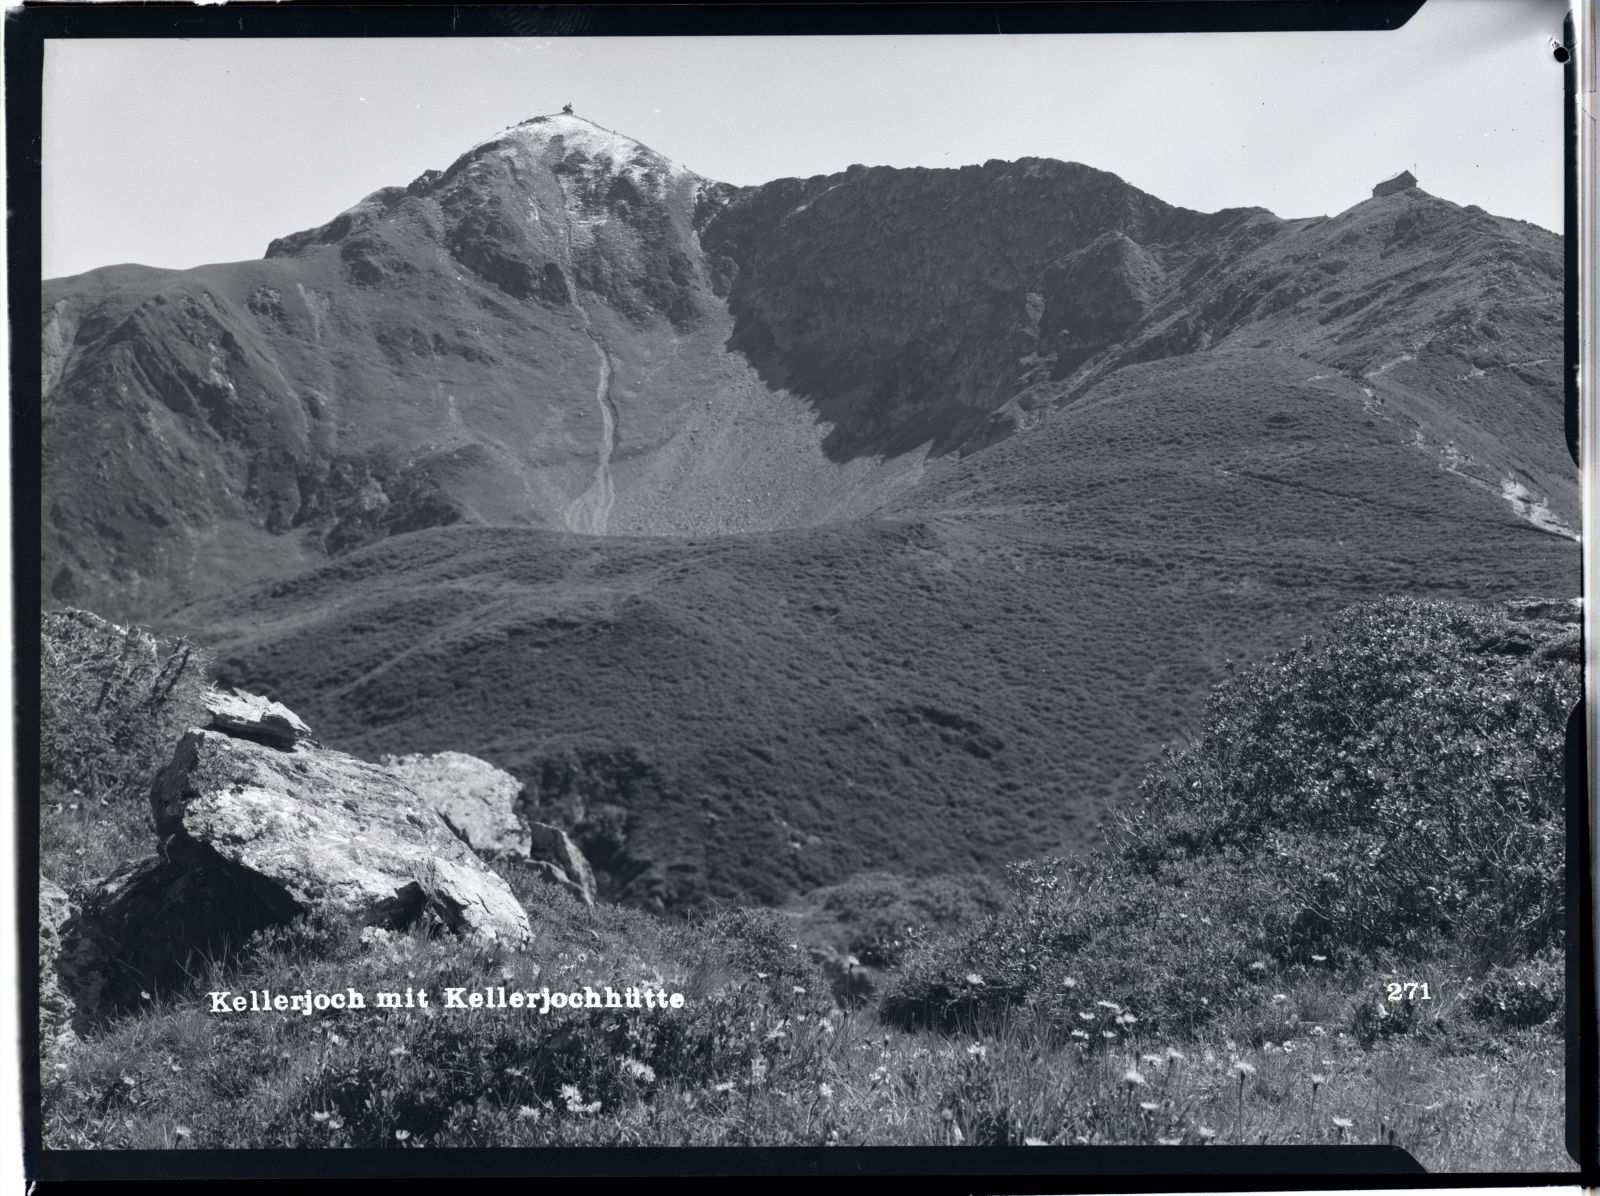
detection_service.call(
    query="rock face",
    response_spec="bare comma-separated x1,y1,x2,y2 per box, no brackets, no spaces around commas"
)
378,749,598,904
204,686,314,747
525,822,597,906
382,750,529,858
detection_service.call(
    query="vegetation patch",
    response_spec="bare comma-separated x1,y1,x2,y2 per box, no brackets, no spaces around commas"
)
38,596,1577,1168
881,598,1575,1038
40,611,211,892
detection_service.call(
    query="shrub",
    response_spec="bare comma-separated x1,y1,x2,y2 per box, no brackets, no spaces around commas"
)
802,871,1009,967
700,906,829,1000
1467,949,1563,1030
40,609,212,805
883,597,1577,1036
1120,597,1574,966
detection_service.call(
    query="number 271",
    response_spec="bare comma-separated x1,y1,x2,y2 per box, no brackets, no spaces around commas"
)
1386,982,1431,1002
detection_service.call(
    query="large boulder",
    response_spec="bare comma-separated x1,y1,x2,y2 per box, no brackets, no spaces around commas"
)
382,751,530,858
378,750,599,904
526,822,597,906
150,728,532,946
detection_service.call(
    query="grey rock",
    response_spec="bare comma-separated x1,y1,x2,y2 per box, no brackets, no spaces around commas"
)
152,729,532,945
526,860,592,905
203,687,314,747
526,822,596,905
382,751,530,859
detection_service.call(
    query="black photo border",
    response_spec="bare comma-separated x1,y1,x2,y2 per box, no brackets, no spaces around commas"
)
7,2,1590,1187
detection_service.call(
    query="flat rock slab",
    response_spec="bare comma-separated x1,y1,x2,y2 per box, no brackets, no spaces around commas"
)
204,688,314,748
153,729,531,945
382,750,530,859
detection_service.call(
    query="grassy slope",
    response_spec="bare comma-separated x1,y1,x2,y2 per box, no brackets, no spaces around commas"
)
42,598,1574,1168
41,915,1570,1167
174,348,1576,911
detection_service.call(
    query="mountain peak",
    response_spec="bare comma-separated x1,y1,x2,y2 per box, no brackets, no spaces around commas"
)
262,110,716,309
468,112,701,187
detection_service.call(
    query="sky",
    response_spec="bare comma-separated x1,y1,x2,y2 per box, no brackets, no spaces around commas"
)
40,0,1567,280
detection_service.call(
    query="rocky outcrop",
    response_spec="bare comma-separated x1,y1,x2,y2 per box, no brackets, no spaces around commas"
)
269,114,719,329
54,691,533,1024
151,728,531,944
382,750,529,858
204,686,314,747
526,822,597,906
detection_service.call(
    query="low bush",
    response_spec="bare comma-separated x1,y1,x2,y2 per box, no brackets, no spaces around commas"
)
883,597,1576,1036
1467,949,1564,1030
1121,597,1573,966
40,609,212,806
796,871,1009,967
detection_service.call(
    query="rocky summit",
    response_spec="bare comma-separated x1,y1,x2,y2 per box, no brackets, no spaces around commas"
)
40,116,1576,911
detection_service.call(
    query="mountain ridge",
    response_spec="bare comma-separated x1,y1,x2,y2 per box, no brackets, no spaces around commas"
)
41,115,1568,620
